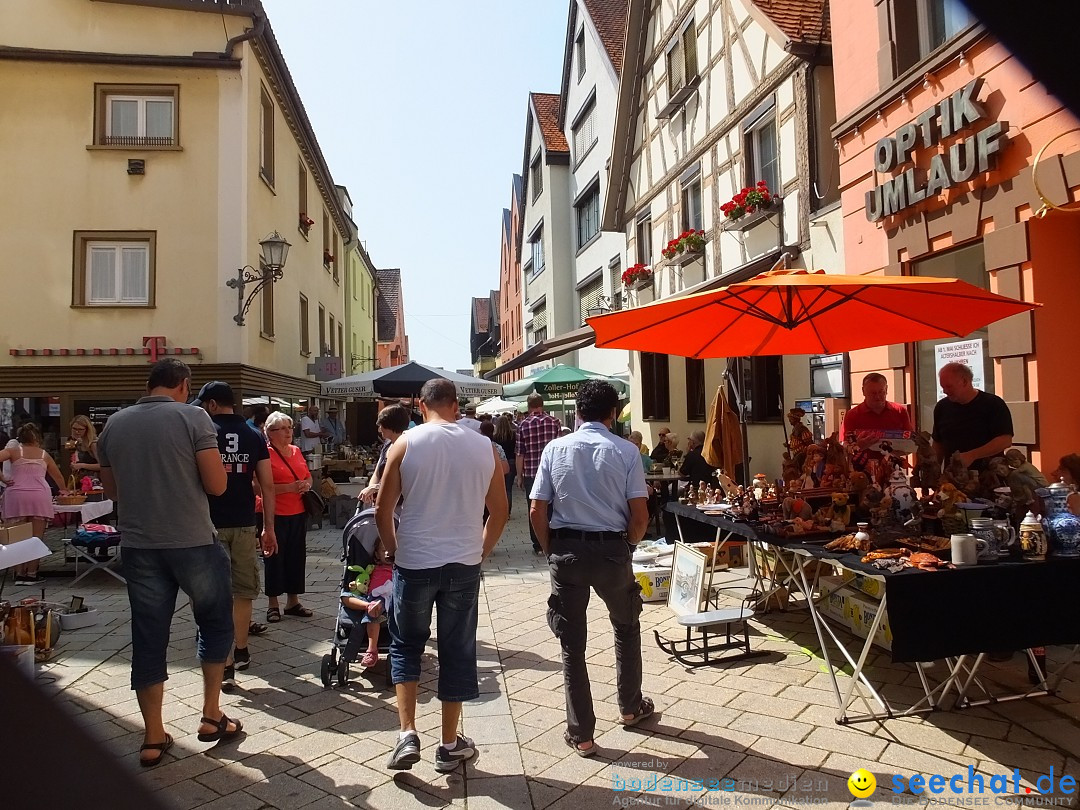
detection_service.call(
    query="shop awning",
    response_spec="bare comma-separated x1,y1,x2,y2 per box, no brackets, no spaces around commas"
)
483,325,596,379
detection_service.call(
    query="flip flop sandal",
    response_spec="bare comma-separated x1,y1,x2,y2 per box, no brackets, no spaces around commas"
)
248,621,269,635
563,730,597,758
621,697,655,727
197,713,244,743
283,604,314,618
139,734,174,768
266,607,281,623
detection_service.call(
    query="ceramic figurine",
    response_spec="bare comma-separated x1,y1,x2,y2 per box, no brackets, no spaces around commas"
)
1005,448,1049,505
937,482,967,536
1042,480,1080,557
910,431,941,496
978,457,1011,499
885,468,916,514
785,407,814,461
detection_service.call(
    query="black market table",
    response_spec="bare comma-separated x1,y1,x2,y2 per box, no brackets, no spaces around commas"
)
787,542,1080,723
664,503,1080,723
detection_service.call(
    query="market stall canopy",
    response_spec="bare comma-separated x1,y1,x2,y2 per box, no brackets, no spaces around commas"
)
321,362,503,399
476,396,523,415
483,325,596,379
502,364,629,400
588,269,1040,357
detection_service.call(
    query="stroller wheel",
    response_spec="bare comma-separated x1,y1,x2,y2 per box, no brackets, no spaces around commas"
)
336,657,350,688
320,654,334,688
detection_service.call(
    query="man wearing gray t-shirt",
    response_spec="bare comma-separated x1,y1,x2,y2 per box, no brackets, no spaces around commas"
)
97,359,240,768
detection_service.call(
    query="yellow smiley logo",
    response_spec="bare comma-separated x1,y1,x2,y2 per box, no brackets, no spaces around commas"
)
848,769,877,799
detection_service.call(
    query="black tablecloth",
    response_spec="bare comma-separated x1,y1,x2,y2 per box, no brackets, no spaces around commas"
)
663,502,766,543
785,542,1080,663
666,505,1080,664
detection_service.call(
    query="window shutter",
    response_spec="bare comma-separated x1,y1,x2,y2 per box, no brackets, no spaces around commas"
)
683,24,698,79
572,103,595,159
120,246,148,301
531,306,547,332
88,247,116,302
579,277,603,322
667,39,685,93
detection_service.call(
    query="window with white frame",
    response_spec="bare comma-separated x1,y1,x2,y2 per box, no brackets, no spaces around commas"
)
95,85,177,147
575,180,601,248
571,98,597,164
681,168,703,232
745,103,780,196
635,214,652,265
86,242,150,305
666,18,699,96
73,232,155,307
529,223,545,275
530,153,543,201
575,27,586,80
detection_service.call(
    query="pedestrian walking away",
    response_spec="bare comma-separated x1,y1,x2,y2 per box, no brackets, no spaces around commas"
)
96,358,240,768
193,381,278,690
529,379,654,758
376,378,508,772
515,393,561,554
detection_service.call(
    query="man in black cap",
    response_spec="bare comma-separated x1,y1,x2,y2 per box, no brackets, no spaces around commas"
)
193,381,278,689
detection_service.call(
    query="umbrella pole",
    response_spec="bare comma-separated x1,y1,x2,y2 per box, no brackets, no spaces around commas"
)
723,362,751,488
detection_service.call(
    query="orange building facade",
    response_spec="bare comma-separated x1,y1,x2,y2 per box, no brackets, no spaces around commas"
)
832,3,1080,472
496,175,525,383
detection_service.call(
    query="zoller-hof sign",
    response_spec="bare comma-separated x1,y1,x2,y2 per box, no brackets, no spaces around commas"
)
866,78,1007,222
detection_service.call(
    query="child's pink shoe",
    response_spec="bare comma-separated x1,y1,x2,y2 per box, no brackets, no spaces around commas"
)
360,650,379,669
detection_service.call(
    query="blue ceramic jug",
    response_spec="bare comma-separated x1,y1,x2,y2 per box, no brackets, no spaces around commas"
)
1042,481,1080,558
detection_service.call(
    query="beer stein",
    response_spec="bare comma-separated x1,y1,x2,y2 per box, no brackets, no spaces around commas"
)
1019,511,1048,561
992,520,1017,559
968,518,999,562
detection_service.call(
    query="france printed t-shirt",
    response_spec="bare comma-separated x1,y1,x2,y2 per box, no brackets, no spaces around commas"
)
208,413,269,528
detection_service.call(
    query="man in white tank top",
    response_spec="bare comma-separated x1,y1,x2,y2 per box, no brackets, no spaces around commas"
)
375,378,508,772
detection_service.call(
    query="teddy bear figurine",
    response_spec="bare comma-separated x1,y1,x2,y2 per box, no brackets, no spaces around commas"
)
824,491,852,532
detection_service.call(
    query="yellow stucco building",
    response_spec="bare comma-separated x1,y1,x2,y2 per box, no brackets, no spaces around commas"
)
0,0,353,450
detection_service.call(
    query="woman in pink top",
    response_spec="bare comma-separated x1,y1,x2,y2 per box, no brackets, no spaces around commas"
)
0,423,68,584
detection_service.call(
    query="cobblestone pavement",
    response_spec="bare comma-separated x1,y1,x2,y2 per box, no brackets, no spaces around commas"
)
15,507,1080,809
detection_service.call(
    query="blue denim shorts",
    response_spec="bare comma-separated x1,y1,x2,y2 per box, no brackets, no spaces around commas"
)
124,541,234,691
389,563,481,702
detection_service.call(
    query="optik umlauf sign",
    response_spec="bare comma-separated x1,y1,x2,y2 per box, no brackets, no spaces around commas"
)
866,78,1008,222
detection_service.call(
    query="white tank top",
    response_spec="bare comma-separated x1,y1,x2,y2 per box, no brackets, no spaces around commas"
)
396,421,495,569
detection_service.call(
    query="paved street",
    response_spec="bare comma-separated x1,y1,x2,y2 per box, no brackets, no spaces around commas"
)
19,507,1080,809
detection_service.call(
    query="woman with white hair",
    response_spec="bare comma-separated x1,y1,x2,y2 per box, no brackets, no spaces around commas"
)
262,411,314,623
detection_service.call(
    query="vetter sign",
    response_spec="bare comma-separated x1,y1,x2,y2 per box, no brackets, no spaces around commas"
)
866,79,1008,221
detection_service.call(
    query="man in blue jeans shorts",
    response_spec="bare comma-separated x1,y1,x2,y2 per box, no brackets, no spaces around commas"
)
97,359,239,768
376,378,508,772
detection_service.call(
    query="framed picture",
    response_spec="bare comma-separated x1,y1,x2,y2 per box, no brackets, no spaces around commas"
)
69,596,84,613
668,543,708,618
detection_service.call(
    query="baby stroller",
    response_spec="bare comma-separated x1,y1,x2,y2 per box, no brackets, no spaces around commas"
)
320,506,394,689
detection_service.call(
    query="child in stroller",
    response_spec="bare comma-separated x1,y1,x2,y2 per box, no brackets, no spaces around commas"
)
321,506,394,688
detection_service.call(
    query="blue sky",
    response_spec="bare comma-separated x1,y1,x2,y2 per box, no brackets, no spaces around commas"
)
261,1,569,372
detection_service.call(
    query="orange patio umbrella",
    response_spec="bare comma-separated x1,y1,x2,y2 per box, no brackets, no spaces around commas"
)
587,270,1039,357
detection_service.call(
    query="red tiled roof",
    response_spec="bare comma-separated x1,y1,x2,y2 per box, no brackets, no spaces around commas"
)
531,93,569,153
583,0,629,75
376,268,401,342
750,0,830,44
472,297,490,332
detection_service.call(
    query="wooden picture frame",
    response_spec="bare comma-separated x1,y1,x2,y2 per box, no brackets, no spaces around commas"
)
668,542,708,617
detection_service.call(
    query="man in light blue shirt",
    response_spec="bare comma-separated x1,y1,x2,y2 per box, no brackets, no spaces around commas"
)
529,379,652,758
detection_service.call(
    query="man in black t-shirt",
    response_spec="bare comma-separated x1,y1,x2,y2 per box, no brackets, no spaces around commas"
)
194,382,278,689
932,362,1014,473
680,431,718,486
